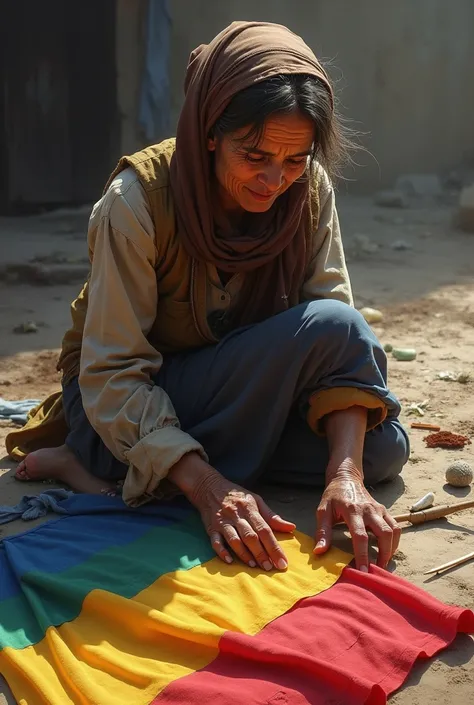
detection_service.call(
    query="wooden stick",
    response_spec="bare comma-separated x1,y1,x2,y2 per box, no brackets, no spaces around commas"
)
393,499,474,525
410,422,441,431
424,550,474,575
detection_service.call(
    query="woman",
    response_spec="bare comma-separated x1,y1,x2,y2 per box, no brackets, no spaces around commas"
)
7,21,409,575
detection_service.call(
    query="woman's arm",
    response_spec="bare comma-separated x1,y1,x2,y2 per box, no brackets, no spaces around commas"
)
313,407,401,570
79,171,206,506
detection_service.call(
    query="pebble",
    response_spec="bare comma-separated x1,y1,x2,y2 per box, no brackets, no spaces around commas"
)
359,307,383,324
392,348,417,361
391,239,412,251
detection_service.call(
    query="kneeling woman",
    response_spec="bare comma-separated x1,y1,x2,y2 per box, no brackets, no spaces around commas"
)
7,21,408,574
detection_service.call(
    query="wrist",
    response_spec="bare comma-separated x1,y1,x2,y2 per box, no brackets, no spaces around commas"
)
168,451,218,497
326,458,364,485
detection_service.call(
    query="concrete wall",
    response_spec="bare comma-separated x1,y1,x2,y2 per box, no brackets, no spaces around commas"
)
118,0,474,191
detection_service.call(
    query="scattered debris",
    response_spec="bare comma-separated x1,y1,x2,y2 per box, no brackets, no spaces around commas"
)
410,492,435,512
437,370,471,384
411,422,441,431
392,348,417,361
353,234,379,254
391,239,412,251
424,431,471,450
395,173,442,200
406,400,429,417
374,189,408,208
359,307,383,324
445,461,473,488
12,321,39,334
383,343,393,353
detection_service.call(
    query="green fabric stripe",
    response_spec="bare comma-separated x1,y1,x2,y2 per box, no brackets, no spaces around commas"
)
0,513,214,651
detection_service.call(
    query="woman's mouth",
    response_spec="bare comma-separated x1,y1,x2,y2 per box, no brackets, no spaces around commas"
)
245,187,276,202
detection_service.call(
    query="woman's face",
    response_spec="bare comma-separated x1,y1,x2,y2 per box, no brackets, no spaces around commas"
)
208,111,315,213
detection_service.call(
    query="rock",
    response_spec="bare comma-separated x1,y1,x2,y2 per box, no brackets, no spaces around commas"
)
445,461,473,488
392,348,417,361
359,307,383,324
457,183,474,233
353,234,379,254
13,321,39,334
395,173,442,199
391,239,412,251
374,190,408,208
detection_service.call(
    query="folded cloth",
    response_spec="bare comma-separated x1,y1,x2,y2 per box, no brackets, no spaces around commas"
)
0,489,74,524
0,398,41,425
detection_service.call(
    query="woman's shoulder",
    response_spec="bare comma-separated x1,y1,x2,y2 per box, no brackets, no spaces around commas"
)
311,162,333,205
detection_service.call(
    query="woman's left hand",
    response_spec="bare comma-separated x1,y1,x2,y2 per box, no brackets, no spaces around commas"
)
313,474,401,571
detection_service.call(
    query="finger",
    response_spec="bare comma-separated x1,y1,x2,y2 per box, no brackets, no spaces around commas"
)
384,513,402,557
257,497,296,533
208,530,234,565
365,514,394,569
236,519,273,571
314,503,333,555
346,514,369,572
248,514,288,570
220,524,256,568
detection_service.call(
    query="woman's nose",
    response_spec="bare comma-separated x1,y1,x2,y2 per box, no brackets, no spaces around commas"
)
258,165,284,191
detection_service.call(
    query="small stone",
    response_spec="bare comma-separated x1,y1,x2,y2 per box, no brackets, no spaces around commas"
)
392,348,417,361
359,307,383,324
445,461,473,488
374,190,408,208
12,321,39,334
395,173,442,199
353,234,380,254
391,239,412,251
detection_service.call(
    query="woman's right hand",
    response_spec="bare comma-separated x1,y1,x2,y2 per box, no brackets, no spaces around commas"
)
169,452,295,570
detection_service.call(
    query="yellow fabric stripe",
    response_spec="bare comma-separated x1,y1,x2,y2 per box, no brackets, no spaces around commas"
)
0,533,351,705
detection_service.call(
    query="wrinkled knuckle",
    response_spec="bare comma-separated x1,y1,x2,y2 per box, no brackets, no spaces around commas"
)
227,535,242,547
381,526,393,536
256,525,272,540
354,530,368,541
242,530,259,543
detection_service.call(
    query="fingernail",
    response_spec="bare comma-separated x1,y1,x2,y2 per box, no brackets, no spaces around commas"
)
360,565,369,573
248,560,257,568
316,540,325,549
277,559,288,570
224,556,233,564
263,561,273,571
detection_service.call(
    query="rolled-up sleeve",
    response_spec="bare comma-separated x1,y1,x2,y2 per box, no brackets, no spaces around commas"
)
79,171,207,507
301,167,353,306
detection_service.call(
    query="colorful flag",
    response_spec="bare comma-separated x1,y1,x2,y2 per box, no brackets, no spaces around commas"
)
0,494,472,705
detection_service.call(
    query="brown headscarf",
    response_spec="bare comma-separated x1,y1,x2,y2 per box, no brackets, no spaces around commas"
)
170,21,333,328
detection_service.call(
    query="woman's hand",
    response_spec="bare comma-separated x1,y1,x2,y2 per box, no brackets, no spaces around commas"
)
169,453,295,570
313,473,401,571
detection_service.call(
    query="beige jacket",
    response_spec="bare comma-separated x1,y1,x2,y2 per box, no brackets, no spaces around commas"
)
7,141,373,507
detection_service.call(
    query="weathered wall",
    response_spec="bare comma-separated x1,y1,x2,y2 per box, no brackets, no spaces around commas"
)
167,0,474,191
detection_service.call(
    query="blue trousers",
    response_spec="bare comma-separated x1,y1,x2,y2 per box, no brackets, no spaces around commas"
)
64,300,409,487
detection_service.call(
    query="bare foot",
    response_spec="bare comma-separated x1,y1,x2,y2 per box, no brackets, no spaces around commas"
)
15,445,118,495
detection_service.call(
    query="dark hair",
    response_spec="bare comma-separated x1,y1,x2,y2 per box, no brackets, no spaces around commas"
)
211,74,356,182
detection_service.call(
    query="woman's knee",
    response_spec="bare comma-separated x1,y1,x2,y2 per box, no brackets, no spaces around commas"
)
296,299,372,344
363,419,410,486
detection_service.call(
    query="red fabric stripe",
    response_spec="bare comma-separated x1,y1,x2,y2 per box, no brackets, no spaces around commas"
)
155,565,474,705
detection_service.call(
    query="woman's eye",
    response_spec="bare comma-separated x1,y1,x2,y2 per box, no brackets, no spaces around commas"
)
245,153,265,163
287,158,306,167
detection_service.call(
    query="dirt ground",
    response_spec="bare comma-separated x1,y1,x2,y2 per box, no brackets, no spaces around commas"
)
0,191,473,704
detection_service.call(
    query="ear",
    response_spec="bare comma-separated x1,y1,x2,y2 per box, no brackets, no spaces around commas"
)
207,136,217,152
